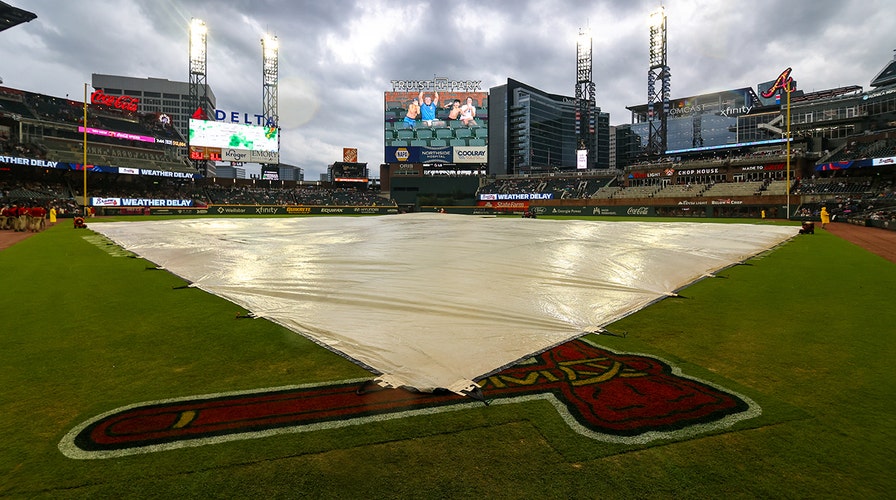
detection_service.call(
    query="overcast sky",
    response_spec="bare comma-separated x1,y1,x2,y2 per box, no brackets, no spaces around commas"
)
1,0,893,178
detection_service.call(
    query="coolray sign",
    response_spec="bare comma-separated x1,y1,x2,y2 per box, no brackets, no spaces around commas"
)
91,89,139,112
453,146,487,164
390,77,482,92
213,109,276,127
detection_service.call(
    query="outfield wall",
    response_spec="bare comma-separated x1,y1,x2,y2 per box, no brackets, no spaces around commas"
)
98,205,400,216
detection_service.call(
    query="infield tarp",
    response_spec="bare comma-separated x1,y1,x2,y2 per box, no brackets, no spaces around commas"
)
93,214,796,394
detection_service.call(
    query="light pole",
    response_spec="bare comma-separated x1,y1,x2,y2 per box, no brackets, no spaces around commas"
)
83,83,88,215
761,67,794,219
786,81,791,218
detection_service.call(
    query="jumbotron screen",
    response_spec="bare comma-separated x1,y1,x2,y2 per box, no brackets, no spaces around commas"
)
384,91,488,164
188,119,280,163
331,162,368,183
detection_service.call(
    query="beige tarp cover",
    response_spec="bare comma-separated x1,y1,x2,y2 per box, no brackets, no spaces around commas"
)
94,214,795,394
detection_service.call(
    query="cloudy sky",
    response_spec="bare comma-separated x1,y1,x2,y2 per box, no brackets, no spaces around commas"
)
1,0,892,178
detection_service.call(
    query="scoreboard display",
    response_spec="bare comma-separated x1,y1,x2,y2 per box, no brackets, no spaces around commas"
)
331,162,368,183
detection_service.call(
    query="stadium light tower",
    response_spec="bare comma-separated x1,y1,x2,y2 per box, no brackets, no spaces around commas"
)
575,26,596,169
189,18,211,175
646,6,670,159
261,33,279,129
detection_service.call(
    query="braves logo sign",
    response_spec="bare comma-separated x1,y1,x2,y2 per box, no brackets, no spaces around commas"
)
761,67,795,99
59,339,758,459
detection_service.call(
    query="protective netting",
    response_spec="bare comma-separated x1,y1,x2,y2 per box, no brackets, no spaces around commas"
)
93,214,795,394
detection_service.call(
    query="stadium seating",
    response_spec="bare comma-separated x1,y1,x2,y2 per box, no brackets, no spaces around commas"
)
653,183,704,198
701,181,766,198
612,185,661,198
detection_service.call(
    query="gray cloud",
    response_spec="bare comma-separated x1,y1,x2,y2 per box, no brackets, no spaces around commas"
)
1,0,891,178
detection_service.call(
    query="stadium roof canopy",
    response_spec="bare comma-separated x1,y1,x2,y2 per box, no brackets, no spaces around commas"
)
870,51,896,88
0,1,36,33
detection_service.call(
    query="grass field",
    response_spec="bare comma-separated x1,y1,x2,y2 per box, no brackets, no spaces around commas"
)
1,216,894,499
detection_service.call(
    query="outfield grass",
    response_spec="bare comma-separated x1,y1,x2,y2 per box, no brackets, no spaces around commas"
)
1,217,894,498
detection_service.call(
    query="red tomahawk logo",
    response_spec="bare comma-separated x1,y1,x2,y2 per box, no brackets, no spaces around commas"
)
62,340,752,458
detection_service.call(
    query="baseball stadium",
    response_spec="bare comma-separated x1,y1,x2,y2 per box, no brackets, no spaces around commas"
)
2,2,896,498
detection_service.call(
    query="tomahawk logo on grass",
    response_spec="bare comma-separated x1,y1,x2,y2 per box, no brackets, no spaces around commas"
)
60,340,758,459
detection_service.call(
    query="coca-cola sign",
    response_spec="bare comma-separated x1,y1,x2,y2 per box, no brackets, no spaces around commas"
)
91,89,139,112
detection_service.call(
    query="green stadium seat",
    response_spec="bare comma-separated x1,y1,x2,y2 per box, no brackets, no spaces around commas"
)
430,139,448,147
454,128,472,139
415,129,433,139
397,129,414,140
410,139,427,147
468,138,486,147
450,138,467,147
435,128,453,139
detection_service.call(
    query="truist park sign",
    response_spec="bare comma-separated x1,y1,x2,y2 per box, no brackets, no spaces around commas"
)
391,76,481,92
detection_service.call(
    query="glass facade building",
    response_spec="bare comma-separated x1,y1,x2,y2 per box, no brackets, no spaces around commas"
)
488,79,609,175
627,87,764,155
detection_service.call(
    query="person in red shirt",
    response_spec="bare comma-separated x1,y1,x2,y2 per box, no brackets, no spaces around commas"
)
0,205,10,230
16,205,30,232
29,205,47,232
